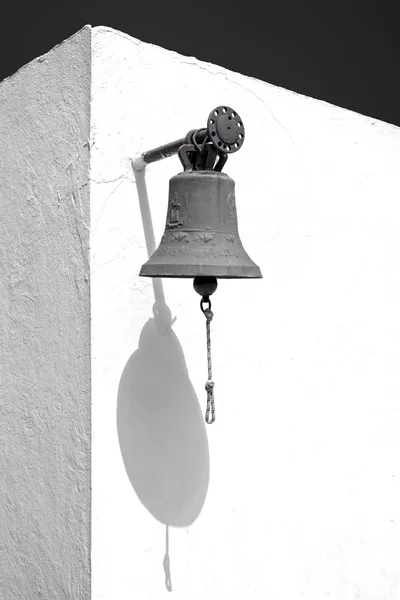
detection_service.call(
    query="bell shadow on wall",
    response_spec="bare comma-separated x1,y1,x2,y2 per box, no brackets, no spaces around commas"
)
117,167,210,592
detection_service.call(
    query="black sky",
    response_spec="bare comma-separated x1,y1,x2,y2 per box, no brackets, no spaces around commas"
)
1,0,399,126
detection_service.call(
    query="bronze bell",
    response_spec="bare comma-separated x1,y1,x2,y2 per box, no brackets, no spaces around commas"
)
137,106,261,425
139,105,262,280
140,169,261,279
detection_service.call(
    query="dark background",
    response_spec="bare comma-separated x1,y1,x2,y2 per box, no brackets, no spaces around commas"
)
1,0,399,126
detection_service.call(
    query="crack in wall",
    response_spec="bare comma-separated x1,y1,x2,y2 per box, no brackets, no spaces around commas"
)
175,58,298,149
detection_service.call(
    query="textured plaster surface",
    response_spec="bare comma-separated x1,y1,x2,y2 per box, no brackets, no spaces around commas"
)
0,27,91,599
90,26,400,600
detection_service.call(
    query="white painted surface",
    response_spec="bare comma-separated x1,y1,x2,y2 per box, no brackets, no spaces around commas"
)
0,28,91,599
90,27,400,600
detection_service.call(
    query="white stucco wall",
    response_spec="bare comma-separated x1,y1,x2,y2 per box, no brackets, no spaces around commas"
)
90,27,400,600
0,27,91,599
2,24,400,600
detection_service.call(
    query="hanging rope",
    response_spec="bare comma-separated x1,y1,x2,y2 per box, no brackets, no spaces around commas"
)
201,297,215,424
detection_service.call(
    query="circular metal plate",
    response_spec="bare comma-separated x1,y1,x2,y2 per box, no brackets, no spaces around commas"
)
207,106,245,153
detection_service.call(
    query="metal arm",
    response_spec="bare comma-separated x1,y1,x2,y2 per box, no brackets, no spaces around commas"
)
141,129,208,165
134,106,245,169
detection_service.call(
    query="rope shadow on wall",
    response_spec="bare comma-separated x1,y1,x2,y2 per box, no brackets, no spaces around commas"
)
117,168,210,591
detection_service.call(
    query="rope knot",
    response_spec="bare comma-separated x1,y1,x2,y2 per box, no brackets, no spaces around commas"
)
205,380,215,392
204,308,213,321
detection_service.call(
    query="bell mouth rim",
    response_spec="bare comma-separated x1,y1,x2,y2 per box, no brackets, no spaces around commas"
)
140,274,263,278
140,261,262,280
139,268,263,279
